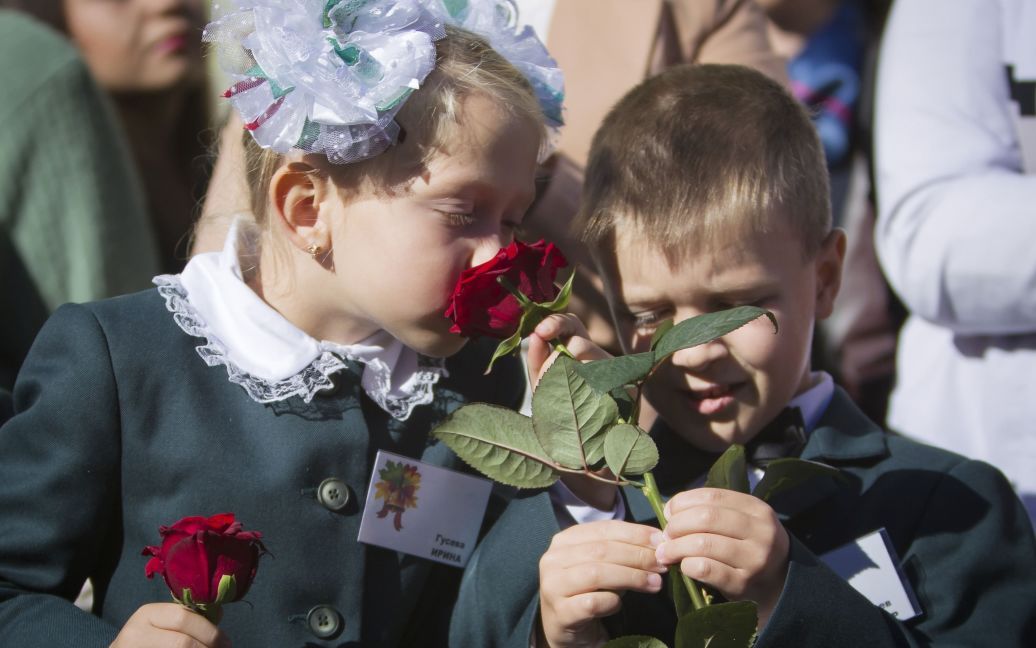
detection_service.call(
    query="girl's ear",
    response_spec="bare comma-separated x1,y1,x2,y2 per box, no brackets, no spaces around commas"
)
814,228,847,320
268,160,333,255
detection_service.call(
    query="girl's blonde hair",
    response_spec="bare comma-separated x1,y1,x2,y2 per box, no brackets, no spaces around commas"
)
243,24,547,226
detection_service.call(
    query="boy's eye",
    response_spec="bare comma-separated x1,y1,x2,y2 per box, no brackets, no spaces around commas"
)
630,309,671,332
713,296,770,311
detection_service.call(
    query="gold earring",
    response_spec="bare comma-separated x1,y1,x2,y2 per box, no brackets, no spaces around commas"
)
306,244,322,258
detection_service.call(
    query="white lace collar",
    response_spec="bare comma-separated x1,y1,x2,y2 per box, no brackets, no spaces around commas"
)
153,221,446,420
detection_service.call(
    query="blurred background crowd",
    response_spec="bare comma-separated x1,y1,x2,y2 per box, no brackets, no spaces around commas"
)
1,0,1033,525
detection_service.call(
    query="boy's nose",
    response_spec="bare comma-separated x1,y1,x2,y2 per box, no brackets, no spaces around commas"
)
669,338,729,371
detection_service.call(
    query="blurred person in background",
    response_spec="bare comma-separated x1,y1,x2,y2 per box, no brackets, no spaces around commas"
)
762,0,900,426
0,9,159,389
875,0,1036,523
4,0,213,273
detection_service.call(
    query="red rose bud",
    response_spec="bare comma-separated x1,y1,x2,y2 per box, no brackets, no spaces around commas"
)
143,513,265,621
445,239,568,339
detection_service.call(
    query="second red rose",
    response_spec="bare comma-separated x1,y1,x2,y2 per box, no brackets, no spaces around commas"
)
445,239,568,339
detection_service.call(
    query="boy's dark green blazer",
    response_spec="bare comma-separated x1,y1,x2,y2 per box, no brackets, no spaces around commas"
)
451,387,1036,647
0,289,525,647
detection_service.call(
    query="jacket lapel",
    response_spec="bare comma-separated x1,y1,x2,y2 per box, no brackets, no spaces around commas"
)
770,388,889,520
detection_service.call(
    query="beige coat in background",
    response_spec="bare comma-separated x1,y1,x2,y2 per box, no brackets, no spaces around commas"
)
527,0,787,352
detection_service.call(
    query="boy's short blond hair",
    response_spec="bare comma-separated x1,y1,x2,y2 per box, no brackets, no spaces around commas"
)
577,64,831,262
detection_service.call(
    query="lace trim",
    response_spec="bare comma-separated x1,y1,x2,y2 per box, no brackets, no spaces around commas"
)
154,276,444,420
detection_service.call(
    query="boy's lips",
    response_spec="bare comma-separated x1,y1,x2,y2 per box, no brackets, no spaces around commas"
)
684,382,743,416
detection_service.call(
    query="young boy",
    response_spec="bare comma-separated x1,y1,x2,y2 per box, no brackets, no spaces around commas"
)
450,64,1036,647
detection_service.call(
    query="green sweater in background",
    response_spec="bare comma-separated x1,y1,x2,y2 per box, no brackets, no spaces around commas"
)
0,10,159,389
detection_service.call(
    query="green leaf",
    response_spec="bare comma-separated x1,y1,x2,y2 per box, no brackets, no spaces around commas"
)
540,269,575,312
484,302,554,375
705,445,750,494
214,574,237,606
650,318,675,350
485,328,523,375
573,352,655,393
602,424,659,478
752,457,844,503
532,356,620,469
674,601,758,648
604,637,670,648
652,307,777,364
432,403,561,488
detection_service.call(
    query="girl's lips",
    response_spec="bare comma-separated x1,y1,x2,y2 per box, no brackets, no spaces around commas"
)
155,34,188,55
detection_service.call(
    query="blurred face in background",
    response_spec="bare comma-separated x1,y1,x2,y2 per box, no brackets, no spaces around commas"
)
64,0,205,93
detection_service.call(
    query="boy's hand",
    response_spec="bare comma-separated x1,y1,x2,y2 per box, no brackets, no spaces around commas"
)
527,314,611,388
538,520,666,648
657,488,790,628
111,603,230,648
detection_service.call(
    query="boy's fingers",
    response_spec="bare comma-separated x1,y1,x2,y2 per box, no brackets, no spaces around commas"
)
534,313,590,341
663,504,754,541
547,520,661,550
656,532,742,569
534,314,611,362
554,591,625,623
678,556,741,594
666,487,770,519
544,562,664,600
526,335,556,387
541,540,666,575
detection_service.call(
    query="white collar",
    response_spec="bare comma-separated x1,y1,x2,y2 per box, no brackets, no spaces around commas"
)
153,220,446,420
788,371,836,433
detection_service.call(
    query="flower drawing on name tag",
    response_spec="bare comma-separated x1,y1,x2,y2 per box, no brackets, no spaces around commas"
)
374,461,421,531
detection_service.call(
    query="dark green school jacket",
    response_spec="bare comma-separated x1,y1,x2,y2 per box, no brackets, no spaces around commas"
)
451,388,1036,647
0,288,524,647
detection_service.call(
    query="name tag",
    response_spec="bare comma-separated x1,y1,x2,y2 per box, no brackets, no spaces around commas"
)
820,528,922,620
358,450,492,567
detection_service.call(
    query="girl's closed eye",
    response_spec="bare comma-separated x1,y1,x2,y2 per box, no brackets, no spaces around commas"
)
438,210,477,227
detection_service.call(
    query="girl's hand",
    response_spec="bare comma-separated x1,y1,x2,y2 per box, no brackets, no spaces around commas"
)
657,488,790,628
537,520,666,648
527,313,611,388
111,603,230,648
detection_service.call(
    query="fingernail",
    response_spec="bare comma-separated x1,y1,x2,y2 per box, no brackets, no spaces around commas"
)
655,543,666,563
649,531,664,548
647,573,663,590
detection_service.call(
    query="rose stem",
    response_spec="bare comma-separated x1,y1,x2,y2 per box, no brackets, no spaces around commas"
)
641,471,708,611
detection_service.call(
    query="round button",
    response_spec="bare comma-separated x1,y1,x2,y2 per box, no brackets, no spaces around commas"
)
306,605,343,639
317,478,350,512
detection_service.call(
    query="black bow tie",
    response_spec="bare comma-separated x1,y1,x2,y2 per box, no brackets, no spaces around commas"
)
650,407,809,494
745,406,807,467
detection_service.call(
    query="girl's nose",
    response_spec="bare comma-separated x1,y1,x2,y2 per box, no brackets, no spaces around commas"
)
469,235,508,268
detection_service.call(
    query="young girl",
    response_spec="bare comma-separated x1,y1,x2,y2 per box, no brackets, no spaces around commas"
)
0,1,562,646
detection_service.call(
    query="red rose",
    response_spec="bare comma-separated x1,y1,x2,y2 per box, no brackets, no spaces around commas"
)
143,513,265,610
445,239,568,339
